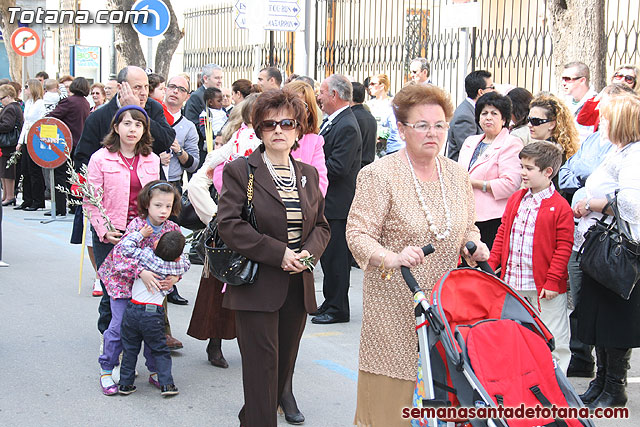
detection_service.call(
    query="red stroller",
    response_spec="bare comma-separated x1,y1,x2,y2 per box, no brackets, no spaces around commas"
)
402,244,594,427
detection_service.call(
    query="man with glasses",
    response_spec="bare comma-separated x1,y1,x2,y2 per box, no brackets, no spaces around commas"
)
561,62,597,116
313,74,362,324
409,57,431,85
184,64,224,170
561,62,597,141
447,70,494,161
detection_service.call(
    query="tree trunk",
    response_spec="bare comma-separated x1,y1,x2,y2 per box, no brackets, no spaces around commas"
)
109,0,146,69
0,0,24,82
549,0,607,91
154,0,183,78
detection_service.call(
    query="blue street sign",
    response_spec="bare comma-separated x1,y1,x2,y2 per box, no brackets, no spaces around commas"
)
131,0,171,38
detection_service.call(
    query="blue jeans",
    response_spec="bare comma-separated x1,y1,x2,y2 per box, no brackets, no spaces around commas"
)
120,302,172,386
92,228,114,334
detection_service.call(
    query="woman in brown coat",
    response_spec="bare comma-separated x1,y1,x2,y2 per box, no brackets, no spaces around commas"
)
217,89,330,427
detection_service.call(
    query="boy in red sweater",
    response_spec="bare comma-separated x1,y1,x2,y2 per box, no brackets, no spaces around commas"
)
488,141,574,373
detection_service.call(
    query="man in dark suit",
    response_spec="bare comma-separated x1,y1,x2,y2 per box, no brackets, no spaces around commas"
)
74,66,175,168
350,82,377,168
313,74,363,324
446,70,494,161
73,65,175,335
183,64,224,170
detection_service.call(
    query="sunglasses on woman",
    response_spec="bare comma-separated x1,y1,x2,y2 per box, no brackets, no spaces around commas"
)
260,119,297,131
527,117,553,126
612,73,636,85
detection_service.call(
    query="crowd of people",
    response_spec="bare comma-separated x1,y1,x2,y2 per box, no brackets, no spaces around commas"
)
1,57,639,426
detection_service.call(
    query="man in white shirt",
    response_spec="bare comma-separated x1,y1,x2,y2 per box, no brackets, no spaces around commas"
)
409,57,431,85
561,62,598,140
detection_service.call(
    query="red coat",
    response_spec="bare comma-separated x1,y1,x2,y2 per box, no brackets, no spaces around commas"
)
488,188,574,295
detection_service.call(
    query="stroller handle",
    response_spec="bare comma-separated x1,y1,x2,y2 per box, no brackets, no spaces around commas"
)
465,241,495,274
401,245,435,294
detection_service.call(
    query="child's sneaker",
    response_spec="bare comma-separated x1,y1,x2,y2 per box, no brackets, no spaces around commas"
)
148,373,161,389
119,384,137,395
161,384,179,397
92,278,103,297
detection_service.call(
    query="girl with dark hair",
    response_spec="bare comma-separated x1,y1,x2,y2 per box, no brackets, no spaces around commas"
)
83,106,167,395
507,87,534,145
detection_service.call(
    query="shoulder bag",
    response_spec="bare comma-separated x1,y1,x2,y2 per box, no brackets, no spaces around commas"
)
177,185,218,231
198,158,258,286
0,124,20,148
578,192,640,300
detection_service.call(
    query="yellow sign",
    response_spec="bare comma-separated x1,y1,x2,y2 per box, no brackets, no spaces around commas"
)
40,124,59,139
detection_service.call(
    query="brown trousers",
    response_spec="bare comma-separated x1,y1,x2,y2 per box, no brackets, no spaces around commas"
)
235,274,307,427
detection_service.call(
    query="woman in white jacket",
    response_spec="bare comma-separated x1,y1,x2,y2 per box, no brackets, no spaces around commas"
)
15,79,47,211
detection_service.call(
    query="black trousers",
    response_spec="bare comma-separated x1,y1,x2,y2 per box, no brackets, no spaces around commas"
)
235,275,307,427
120,302,173,386
476,218,502,250
21,151,45,207
52,163,68,214
92,228,115,333
319,218,350,318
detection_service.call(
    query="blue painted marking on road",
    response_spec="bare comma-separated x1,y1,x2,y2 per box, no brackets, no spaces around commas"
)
314,360,357,381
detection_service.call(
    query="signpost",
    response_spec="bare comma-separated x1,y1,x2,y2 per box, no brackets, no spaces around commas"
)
234,0,301,32
10,27,41,88
26,118,73,224
131,0,171,37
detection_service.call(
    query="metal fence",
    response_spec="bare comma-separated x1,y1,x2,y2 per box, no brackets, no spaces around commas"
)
184,0,640,100
182,3,294,90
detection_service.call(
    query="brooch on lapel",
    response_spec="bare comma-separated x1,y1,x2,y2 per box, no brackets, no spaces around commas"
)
301,176,307,188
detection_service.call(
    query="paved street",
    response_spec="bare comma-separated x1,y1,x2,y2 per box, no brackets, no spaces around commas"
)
0,202,638,426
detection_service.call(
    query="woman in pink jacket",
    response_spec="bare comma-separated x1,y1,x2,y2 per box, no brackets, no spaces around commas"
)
458,92,523,248
85,105,163,394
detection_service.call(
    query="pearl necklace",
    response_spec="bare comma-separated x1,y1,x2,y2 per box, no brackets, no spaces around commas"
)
405,152,452,241
262,152,296,192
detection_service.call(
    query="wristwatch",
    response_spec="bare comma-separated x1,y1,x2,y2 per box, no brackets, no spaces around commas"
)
176,149,184,156
481,181,488,193
585,198,592,212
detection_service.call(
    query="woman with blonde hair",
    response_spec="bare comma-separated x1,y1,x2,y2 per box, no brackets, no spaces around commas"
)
15,79,46,210
573,93,640,408
366,73,403,154
528,93,579,161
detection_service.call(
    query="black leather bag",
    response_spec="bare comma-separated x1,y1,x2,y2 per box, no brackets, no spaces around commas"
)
177,186,218,231
578,193,640,300
0,124,20,148
201,158,258,286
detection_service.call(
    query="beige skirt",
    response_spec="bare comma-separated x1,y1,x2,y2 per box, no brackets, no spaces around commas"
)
354,370,415,427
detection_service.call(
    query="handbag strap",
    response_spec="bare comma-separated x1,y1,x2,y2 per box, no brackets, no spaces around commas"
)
607,192,634,240
245,157,255,203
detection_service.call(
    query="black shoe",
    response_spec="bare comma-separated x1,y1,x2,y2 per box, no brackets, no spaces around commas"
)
14,202,30,210
24,205,45,211
310,303,327,317
167,293,188,305
161,384,179,396
118,384,137,395
311,313,349,324
280,405,305,425
2,198,16,206
44,211,66,217
567,358,595,378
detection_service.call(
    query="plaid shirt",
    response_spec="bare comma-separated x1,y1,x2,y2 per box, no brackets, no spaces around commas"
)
503,184,555,291
120,231,191,280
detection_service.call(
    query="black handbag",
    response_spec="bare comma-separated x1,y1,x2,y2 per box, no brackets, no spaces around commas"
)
578,193,640,300
177,185,218,230
200,158,259,286
0,124,20,148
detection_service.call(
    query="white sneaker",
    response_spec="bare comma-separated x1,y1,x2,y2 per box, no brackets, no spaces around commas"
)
0,261,9,267
92,278,103,297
